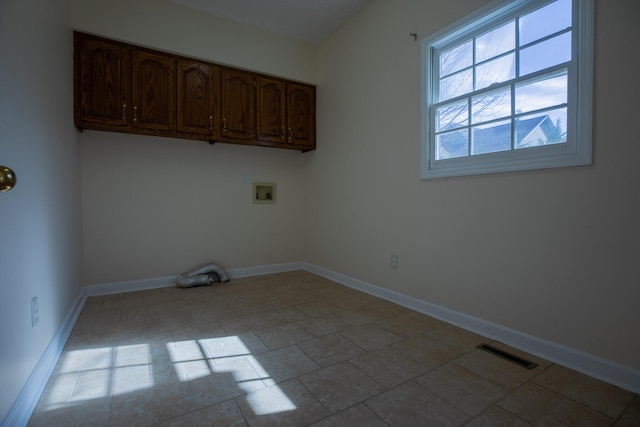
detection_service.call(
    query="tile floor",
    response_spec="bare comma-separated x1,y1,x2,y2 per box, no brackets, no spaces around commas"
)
28,271,639,426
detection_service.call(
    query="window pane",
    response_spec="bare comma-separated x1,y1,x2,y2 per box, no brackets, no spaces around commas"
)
516,72,567,114
472,119,511,155
440,69,473,101
437,101,468,132
440,41,473,77
519,0,572,46
476,21,515,63
472,87,511,124
437,129,468,159
515,108,567,149
475,53,515,90
520,32,571,76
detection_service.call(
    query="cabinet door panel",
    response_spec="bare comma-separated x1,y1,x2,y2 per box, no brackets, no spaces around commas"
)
257,77,286,143
221,69,255,141
132,51,174,131
177,61,217,136
76,36,129,127
287,84,315,148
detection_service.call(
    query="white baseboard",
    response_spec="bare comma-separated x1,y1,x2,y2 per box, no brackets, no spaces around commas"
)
85,275,177,296
84,262,306,296
3,290,86,427
303,262,640,394
228,262,306,278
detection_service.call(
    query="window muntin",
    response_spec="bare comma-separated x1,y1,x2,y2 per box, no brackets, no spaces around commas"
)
421,0,592,179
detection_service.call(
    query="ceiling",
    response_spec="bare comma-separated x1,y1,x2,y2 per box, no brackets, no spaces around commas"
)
170,0,373,44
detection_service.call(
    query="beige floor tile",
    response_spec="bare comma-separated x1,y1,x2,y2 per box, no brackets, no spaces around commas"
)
351,346,428,388
296,314,350,337
237,378,330,426
416,362,508,416
203,332,269,363
299,362,385,413
249,345,320,384
254,323,314,350
392,335,465,368
28,397,112,427
189,304,235,323
532,364,635,419
330,293,381,310
309,403,387,426
377,312,445,337
455,348,544,390
179,358,264,409
331,308,383,328
29,372,78,413
259,307,309,325
294,300,341,317
426,324,487,351
109,378,195,426
497,382,613,426
366,381,470,426
340,323,403,351
28,272,637,426
297,333,365,367
170,320,227,342
464,405,533,427
219,314,271,335
362,299,411,319
157,397,248,426
615,395,640,427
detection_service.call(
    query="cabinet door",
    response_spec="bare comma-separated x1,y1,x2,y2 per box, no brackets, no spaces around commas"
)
220,69,255,141
287,84,316,148
177,60,217,137
76,34,129,127
132,50,175,132
256,77,286,144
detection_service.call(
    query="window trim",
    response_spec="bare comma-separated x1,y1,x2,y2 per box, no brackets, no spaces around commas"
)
420,0,594,179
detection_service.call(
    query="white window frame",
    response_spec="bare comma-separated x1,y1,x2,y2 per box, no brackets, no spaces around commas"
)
420,0,594,179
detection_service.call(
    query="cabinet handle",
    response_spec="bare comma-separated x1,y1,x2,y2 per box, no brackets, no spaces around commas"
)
288,127,292,141
209,116,213,131
222,118,226,131
281,126,285,140
122,103,126,120
133,106,138,122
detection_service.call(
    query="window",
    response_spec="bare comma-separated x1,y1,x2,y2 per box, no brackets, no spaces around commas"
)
420,0,594,179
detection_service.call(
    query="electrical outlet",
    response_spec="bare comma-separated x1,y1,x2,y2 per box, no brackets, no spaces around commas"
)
391,254,399,270
31,297,39,327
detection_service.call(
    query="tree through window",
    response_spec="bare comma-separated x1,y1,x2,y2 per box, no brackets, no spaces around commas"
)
421,0,593,179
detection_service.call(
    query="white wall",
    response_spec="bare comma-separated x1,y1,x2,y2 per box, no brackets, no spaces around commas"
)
72,0,317,285
309,0,640,371
0,0,82,422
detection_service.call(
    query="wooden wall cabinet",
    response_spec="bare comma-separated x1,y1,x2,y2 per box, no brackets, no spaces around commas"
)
74,32,315,151
220,68,255,142
177,60,218,138
75,35,130,128
257,77,316,150
131,50,175,132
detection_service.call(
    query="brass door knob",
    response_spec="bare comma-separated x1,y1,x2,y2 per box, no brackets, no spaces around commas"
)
0,165,16,192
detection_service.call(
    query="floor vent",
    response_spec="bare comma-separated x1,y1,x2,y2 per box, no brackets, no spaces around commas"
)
477,343,537,370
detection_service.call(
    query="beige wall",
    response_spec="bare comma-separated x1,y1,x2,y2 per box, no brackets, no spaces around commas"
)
308,0,640,371
71,0,317,83
81,134,310,284
0,0,82,421
73,0,316,285
73,0,640,375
